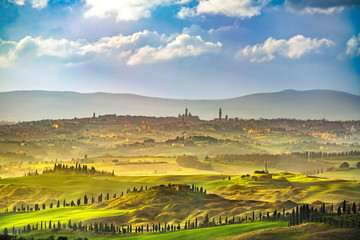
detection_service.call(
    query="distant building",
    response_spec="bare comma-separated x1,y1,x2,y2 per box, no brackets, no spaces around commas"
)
98,114,117,119
259,174,272,180
178,108,200,121
151,184,191,191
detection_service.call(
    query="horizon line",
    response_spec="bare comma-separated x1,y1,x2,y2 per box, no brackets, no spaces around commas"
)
0,89,359,101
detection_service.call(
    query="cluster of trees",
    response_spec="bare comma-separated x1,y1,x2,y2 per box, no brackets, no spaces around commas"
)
289,205,312,226
10,191,125,213
292,150,360,159
165,136,219,146
289,200,360,228
0,234,78,240
337,200,358,215
175,155,212,170
302,169,325,175
0,151,35,163
189,184,206,194
42,163,115,176
325,161,360,172
312,212,360,228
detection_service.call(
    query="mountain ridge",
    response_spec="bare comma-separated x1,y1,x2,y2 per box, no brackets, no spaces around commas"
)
0,89,359,121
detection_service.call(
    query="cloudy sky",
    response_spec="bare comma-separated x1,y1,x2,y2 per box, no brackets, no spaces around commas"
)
0,0,359,99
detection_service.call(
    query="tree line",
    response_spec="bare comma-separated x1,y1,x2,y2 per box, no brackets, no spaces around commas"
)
289,200,360,229
2,208,290,238
6,183,207,213
292,150,360,159
25,163,115,177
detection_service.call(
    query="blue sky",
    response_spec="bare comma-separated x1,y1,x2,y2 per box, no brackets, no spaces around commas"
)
0,0,359,99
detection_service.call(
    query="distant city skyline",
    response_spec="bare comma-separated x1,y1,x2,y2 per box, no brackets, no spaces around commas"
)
0,0,359,99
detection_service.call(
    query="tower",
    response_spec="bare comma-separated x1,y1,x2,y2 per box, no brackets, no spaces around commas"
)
265,160,268,173
185,108,188,117
219,108,222,120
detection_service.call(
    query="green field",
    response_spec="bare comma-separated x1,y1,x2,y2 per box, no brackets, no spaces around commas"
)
18,221,288,240
2,172,360,211
0,206,129,228
319,169,360,181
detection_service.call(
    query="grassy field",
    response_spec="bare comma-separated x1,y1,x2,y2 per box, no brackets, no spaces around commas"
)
319,169,360,181
220,223,360,240
0,206,129,228
0,174,227,210
18,221,288,240
2,172,360,211
209,172,360,203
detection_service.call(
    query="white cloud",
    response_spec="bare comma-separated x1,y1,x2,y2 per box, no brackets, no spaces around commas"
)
236,35,334,63
81,30,168,55
178,0,269,19
286,5,344,15
175,0,193,4
83,0,172,21
284,0,359,15
7,36,84,61
9,0,49,9
345,34,360,57
127,34,222,65
177,7,196,19
0,30,222,67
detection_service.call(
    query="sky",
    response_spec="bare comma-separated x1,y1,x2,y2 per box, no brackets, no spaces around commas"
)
0,0,359,99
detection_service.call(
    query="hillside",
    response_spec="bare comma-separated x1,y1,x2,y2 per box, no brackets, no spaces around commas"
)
1,89,359,121
217,223,360,240
91,187,276,225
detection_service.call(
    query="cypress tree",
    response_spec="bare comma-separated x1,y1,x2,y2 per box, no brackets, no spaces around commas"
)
283,208,285,219
296,206,299,225
292,209,296,225
337,206,341,216
204,214,209,225
352,202,357,214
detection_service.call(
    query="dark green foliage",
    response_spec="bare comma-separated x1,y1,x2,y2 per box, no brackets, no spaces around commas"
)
339,162,350,169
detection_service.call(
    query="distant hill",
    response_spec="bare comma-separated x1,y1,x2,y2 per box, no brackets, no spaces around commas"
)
0,89,359,121
92,187,275,225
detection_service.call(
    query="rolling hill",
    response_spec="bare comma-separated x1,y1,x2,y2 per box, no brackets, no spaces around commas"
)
0,89,359,121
